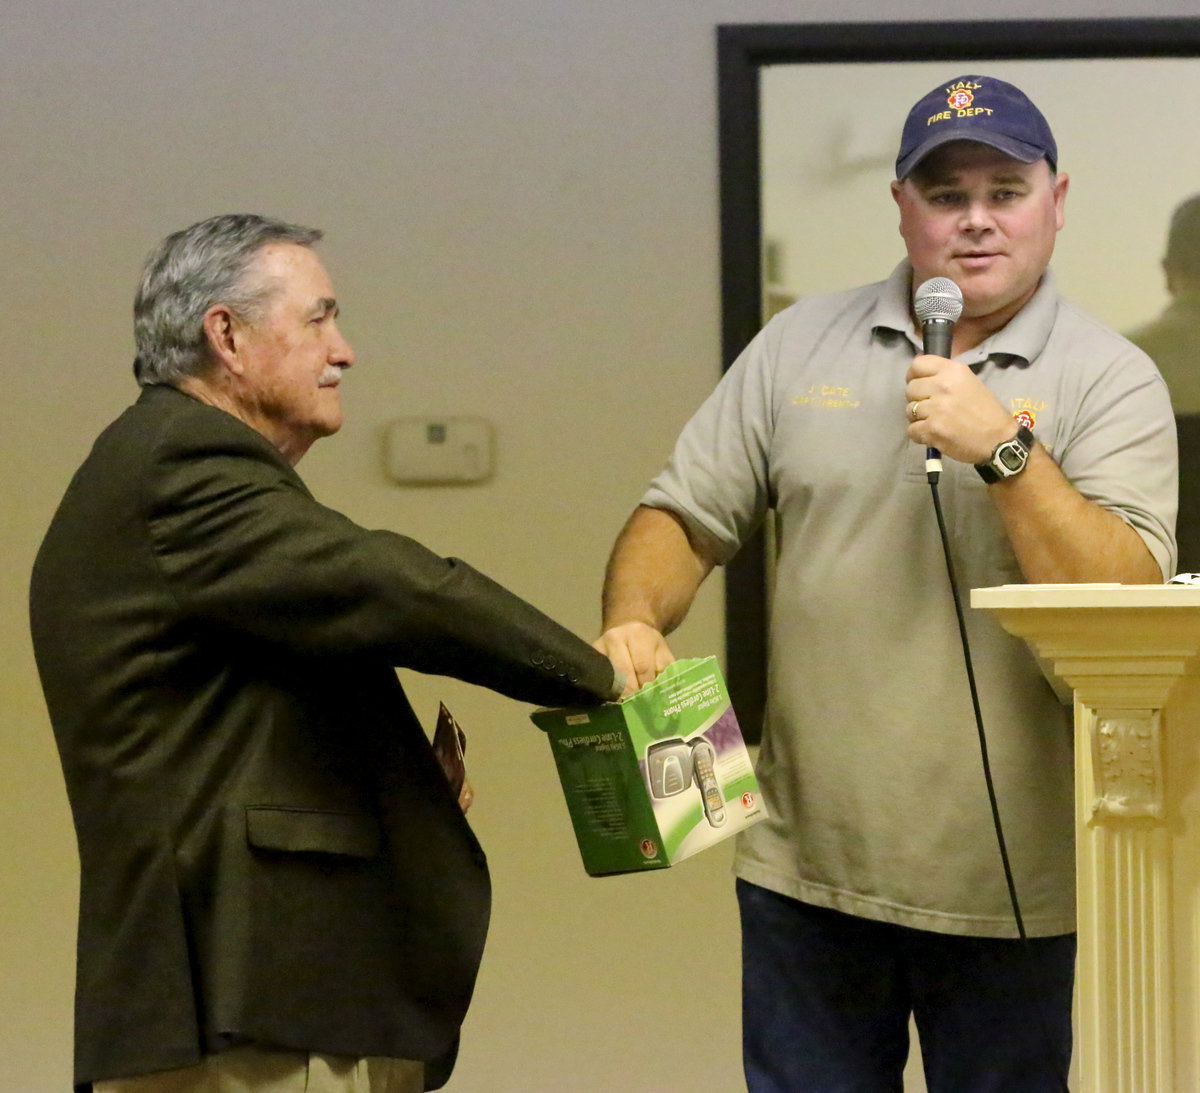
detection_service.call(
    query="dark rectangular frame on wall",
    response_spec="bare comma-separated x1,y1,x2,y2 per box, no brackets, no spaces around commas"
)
717,18,1200,741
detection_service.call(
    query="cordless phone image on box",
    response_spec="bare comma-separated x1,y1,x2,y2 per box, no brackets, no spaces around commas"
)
645,735,726,828
646,738,693,798
690,738,726,827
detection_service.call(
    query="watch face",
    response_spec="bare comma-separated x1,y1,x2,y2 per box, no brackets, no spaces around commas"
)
976,426,1033,483
997,443,1026,472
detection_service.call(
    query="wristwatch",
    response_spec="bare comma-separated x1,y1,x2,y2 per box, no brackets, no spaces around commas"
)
975,424,1035,483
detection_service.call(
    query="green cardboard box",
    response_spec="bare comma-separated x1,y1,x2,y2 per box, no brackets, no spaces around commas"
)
531,657,767,876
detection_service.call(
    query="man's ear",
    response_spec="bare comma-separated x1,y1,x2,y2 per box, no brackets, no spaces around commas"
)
201,305,245,376
891,179,910,239
1052,171,1070,233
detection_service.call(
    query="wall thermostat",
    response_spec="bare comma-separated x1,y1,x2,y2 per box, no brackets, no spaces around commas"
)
384,417,495,485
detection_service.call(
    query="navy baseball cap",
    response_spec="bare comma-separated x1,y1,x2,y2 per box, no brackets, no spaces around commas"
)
895,75,1057,180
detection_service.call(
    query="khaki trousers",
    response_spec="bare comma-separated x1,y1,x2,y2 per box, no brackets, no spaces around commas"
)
93,1046,425,1093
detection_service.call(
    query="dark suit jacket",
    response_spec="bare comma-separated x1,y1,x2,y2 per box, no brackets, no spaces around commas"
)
29,385,616,1091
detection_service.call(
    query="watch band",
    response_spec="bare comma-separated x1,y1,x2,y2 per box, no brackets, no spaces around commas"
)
975,424,1035,484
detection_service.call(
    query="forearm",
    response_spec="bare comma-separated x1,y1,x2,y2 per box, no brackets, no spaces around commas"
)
601,505,714,634
597,505,716,692
990,444,1163,584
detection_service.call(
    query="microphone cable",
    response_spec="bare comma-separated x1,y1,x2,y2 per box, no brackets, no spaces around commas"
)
925,462,1072,1093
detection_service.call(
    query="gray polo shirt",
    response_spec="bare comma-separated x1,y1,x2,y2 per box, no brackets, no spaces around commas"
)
644,261,1176,937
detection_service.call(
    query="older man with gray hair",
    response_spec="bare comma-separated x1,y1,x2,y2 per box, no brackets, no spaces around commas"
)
31,213,621,1093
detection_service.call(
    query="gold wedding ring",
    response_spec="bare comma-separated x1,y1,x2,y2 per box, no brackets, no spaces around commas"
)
908,400,920,422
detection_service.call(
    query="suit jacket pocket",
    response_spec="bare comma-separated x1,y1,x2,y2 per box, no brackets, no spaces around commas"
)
245,805,381,858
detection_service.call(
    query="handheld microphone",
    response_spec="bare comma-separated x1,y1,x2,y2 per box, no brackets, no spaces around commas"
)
913,277,964,477
914,276,963,356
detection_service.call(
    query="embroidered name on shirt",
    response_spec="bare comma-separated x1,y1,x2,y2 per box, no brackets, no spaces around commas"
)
793,385,862,410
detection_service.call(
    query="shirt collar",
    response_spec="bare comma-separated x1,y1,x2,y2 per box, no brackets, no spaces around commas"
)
871,259,1059,367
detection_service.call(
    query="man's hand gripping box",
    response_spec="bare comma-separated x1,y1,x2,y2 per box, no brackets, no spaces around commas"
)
531,657,766,876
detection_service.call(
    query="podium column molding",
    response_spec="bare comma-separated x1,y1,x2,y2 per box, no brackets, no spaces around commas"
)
972,585,1200,1093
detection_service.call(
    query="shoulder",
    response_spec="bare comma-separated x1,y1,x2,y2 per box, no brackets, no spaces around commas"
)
78,385,281,469
744,279,889,373
134,385,285,457
1048,298,1161,380
120,386,303,491
65,387,315,554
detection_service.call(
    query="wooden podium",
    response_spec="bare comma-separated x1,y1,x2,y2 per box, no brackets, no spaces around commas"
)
972,584,1200,1093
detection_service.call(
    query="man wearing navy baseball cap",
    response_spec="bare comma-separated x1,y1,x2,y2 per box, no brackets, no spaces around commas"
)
895,74,1057,180
892,75,1066,353
596,74,1177,1090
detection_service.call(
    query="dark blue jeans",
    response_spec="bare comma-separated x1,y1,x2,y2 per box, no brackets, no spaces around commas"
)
737,879,1075,1093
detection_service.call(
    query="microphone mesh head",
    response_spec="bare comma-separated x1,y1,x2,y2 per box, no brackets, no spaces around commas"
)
913,277,964,323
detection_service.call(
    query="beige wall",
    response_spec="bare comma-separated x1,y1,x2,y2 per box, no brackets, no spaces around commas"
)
2,2,1193,1090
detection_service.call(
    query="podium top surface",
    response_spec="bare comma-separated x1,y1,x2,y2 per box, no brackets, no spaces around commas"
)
972,584,1200,610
